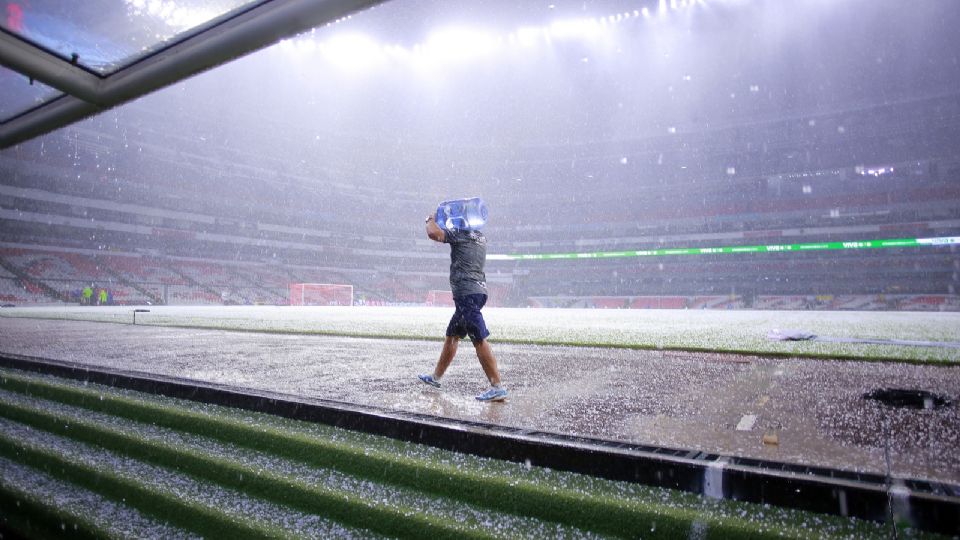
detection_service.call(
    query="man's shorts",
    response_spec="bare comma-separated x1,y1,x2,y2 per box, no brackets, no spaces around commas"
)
446,293,490,343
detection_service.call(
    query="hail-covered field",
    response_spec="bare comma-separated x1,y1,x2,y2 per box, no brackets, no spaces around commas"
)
3,305,958,363
0,367,898,538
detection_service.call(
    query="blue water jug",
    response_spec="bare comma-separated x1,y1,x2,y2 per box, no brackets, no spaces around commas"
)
435,197,488,231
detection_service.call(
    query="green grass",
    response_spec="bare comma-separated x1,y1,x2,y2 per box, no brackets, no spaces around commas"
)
0,433,287,538
0,482,104,539
0,367,910,539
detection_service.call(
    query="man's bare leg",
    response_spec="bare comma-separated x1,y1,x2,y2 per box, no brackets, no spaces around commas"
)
433,335,459,379
473,339,501,386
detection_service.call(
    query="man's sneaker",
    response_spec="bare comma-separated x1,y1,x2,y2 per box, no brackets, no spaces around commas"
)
418,374,441,388
476,386,508,402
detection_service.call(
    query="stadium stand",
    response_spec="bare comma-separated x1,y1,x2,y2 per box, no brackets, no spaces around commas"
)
0,86,957,310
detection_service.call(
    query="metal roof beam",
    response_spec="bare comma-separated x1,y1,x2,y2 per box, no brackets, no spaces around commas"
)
0,30,104,103
0,0,389,149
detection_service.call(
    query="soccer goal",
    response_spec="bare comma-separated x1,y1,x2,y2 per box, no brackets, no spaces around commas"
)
289,283,354,306
425,289,454,307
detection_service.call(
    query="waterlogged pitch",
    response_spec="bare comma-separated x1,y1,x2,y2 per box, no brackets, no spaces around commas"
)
3,305,958,363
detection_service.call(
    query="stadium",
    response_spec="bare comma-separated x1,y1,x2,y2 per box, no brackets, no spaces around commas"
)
1,0,959,537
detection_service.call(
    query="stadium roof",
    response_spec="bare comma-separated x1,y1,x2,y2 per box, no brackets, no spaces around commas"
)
0,0,387,149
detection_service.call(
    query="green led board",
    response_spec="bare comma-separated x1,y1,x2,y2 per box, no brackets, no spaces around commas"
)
487,236,959,261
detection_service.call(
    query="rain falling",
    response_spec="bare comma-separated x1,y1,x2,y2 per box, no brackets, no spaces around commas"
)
0,0,958,537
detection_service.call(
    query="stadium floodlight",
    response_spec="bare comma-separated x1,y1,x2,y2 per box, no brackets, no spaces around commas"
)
319,32,384,70
511,26,545,48
548,18,603,40
276,0,715,71
382,44,409,59
419,27,501,65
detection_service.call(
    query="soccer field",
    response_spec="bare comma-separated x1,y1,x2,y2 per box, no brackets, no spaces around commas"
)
3,305,959,364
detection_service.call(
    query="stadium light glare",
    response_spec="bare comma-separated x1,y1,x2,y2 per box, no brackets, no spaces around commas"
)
382,44,409,59
419,27,501,64
319,33,384,71
283,0,712,69
549,18,603,40
856,165,896,178
123,0,218,30
513,26,544,47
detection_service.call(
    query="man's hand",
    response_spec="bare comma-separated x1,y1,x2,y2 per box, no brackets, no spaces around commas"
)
425,213,445,242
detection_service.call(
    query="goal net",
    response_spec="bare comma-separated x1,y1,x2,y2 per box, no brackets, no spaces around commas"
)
425,289,454,307
289,283,354,306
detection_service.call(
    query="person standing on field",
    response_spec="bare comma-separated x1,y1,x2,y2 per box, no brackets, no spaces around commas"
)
419,211,507,402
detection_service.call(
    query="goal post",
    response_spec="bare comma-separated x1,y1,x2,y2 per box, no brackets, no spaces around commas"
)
289,283,354,306
425,289,454,307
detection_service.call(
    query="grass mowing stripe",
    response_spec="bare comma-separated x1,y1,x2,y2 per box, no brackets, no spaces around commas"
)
0,395,497,540
0,370,700,539
0,479,104,539
0,403,593,540
0,431,287,539
0,370,858,540
2,370,864,540
0,455,198,540
0,419,391,540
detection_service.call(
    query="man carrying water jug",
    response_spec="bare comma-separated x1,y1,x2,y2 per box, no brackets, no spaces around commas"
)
419,198,507,402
